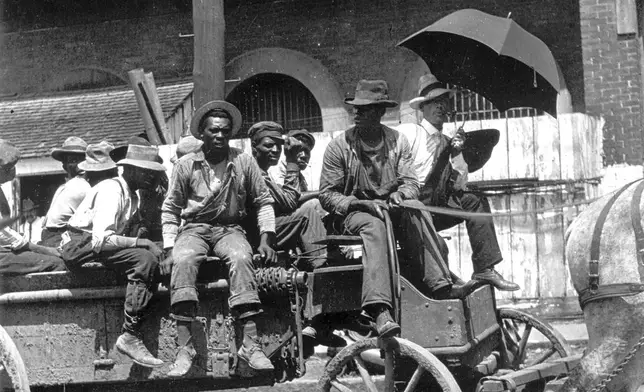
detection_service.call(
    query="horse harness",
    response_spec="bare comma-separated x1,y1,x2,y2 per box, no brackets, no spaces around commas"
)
579,179,644,309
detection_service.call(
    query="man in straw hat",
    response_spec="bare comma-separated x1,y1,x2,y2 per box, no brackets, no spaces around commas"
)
41,136,91,247
64,141,167,368
161,101,277,376
320,80,469,339
396,73,519,291
0,139,65,275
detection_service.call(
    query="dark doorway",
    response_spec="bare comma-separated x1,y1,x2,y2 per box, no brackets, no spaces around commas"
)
227,73,323,138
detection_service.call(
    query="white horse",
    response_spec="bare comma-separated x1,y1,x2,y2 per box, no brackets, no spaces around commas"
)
564,179,644,392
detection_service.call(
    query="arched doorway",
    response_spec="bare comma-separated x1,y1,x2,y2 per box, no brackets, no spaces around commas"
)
226,73,323,138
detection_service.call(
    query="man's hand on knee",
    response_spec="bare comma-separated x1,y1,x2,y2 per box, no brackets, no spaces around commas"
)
350,199,389,220
160,247,173,276
136,238,164,261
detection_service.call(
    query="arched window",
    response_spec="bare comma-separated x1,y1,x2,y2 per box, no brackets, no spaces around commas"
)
227,73,323,138
449,84,542,122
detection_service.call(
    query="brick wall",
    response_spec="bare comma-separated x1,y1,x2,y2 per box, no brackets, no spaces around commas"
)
1,0,584,118
580,0,643,165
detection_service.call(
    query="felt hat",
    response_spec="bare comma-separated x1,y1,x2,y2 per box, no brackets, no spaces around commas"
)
462,128,500,173
171,135,204,163
247,121,285,144
78,141,117,172
287,129,315,149
190,100,243,139
51,136,87,161
0,139,20,170
409,73,455,110
344,80,398,107
117,144,166,172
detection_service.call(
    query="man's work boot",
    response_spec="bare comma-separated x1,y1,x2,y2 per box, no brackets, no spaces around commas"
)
116,332,164,368
167,343,197,377
302,325,346,359
472,268,520,291
371,306,400,339
238,343,274,371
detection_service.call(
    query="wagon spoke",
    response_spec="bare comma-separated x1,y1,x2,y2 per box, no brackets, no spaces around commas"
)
353,356,379,392
384,347,396,392
403,366,425,392
331,379,355,392
517,324,533,363
527,346,557,367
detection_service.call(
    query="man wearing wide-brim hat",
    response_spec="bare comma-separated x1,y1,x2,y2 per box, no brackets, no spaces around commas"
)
41,136,91,247
0,139,66,276
161,100,277,376
319,79,466,339
65,143,167,368
396,73,519,292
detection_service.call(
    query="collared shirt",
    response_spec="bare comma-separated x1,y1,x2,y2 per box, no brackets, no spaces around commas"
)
396,119,468,190
161,148,275,248
67,176,139,253
319,125,419,217
262,162,302,215
45,176,91,229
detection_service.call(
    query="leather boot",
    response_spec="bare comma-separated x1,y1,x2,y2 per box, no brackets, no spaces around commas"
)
368,306,400,338
472,268,520,291
167,342,197,377
302,325,346,358
237,315,274,371
116,332,163,368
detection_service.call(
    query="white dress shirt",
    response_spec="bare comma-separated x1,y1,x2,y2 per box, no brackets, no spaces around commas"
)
396,119,469,190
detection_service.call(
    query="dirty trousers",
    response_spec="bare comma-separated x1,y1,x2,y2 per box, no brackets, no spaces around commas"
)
430,191,502,272
275,199,326,269
342,199,451,307
170,223,260,309
0,248,65,276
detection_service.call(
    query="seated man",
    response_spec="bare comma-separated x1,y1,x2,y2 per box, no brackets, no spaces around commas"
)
320,80,467,338
247,121,326,269
41,137,90,247
0,139,65,275
63,141,166,368
396,73,519,291
161,101,277,377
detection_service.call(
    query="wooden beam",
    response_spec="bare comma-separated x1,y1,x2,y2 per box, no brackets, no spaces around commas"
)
127,68,164,145
192,0,226,107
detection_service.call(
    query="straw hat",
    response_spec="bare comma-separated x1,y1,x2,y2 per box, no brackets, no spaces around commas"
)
409,73,455,110
171,135,204,163
0,139,20,170
345,80,398,107
51,137,88,161
78,141,117,172
190,100,243,139
117,144,166,172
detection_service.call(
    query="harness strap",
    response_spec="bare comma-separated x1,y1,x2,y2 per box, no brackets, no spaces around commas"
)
588,180,639,291
580,179,644,309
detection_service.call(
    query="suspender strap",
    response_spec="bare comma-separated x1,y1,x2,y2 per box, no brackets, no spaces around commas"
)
630,180,644,275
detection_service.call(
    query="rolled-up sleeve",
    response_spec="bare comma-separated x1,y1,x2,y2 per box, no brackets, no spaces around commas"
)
162,161,190,248
396,135,420,200
244,155,275,233
319,140,357,216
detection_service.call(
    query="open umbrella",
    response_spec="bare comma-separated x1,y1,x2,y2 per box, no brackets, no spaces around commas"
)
397,8,566,116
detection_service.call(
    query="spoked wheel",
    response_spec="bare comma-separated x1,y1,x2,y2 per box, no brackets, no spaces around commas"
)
317,337,461,392
0,325,29,392
498,308,571,370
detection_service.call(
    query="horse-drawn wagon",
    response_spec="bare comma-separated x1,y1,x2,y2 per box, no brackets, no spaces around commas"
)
0,208,580,392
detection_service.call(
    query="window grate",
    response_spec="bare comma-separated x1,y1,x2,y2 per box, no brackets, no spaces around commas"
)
447,84,542,122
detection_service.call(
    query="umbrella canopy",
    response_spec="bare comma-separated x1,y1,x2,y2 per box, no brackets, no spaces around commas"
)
397,8,565,116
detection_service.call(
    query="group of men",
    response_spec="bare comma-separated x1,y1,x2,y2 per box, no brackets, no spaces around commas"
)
0,72,518,377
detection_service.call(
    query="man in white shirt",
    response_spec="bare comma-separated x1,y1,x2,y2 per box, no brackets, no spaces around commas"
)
63,141,167,368
41,137,91,247
396,73,519,291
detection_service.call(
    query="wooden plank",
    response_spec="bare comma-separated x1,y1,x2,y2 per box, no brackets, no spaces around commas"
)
557,114,575,180
479,118,509,181
536,192,567,298
509,193,539,299
143,72,174,143
192,0,225,107
507,117,536,180
127,69,164,145
534,115,561,181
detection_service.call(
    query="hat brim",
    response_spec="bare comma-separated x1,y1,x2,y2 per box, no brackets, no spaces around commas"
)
51,148,86,162
344,98,399,108
117,159,166,172
462,129,500,173
409,89,455,110
190,100,242,139
78,161,117,172
109,146,128,163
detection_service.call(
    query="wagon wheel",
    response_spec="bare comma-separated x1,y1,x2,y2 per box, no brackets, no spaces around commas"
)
317,337,461,392
498,308,571,370
0,325,29,392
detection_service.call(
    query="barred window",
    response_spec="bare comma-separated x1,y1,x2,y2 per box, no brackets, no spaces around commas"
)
448,84,542,122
